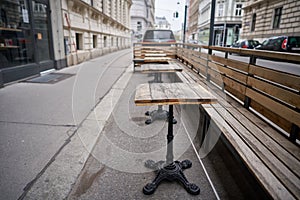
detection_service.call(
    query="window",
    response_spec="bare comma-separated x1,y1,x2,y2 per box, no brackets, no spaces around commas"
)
75,33,83,50
235,4,242,16
137,21,142,31
93,35,97,48
273,7,282,29
218,4,224,17
251,13,256,32
103,36,107,47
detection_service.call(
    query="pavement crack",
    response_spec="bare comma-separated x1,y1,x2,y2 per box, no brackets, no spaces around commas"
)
72,166,106,197
0,120,77,128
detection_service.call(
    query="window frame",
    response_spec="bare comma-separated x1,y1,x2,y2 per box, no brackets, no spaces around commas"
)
251,13,256,32
272,7,282,29
235,4,242,16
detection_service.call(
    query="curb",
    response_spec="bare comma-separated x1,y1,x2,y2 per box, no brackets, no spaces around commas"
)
22,64,133,199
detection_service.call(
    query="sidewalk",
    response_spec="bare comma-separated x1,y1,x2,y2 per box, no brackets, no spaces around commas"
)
0,49,132,200
1,49,260,200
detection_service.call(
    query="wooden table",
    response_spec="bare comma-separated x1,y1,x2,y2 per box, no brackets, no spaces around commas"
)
141,64,182,82
135,83,217,195
141,64,183,124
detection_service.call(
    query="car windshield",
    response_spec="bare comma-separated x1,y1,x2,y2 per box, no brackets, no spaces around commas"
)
144,30,175,40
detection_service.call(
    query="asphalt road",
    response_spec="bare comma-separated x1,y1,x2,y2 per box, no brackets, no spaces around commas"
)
0,49,132,200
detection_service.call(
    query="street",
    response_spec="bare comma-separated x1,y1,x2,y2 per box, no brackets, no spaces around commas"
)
213,50,300,75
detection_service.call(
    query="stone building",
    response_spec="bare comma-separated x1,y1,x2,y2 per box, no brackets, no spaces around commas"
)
187,0,200,42
130,0,155,42
155,16,171,30
198,0,246,46
63,0,132,66
0,0,132,86
241,0,300,42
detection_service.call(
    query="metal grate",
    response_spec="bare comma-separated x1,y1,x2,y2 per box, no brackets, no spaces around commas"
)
24,73,74,84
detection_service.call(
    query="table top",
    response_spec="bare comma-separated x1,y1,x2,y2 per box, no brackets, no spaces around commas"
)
135,83,217,106
141,64,182,73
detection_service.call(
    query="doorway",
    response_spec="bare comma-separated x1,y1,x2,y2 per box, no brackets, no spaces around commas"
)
32,0,53,72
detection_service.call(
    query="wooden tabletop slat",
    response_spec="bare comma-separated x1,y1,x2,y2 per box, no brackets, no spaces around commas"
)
141,64,183,73
135,83,217,106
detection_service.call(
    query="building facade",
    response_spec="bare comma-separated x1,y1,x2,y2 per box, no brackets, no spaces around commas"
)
155,16,171,30
241,0,300,42
198,0,246,46
63,0,132,66
0,0,132,87
130,0,155,42
187,0,200,42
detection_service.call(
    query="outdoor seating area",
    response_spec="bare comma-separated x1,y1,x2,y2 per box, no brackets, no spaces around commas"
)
132,42,300,199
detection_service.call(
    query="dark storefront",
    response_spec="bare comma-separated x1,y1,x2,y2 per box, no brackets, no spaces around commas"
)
0,0,53,86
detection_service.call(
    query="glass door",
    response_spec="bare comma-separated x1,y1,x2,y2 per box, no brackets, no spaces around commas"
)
32,0,53,71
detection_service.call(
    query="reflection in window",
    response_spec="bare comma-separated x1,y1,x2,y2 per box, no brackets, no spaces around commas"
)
0,0,33,68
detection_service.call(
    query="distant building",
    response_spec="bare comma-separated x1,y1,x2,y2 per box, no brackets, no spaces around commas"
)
241,0,300,42
130,0,155,42
155,16,171,29
188,0,200,42
198,0,246,46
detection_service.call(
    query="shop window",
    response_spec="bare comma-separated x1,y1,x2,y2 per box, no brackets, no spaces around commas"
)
0,0,34,68
75,33,83,50
235,4,242,16
273,7,282,29
251,13,256,32
93,35,97,48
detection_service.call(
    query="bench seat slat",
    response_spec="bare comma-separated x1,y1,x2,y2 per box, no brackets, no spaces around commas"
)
204,107,295,200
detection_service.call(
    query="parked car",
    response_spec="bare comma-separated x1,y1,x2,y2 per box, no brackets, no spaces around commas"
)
255,36,300,53
142,29,176,43
231,39,260,49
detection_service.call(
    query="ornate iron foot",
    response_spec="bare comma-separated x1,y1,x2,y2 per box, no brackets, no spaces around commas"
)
145,110,177,124
143,160,200,195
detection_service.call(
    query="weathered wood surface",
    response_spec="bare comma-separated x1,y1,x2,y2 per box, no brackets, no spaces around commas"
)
175,62,300,199
135,83,217,106
143,57,171,62
141,64,182,73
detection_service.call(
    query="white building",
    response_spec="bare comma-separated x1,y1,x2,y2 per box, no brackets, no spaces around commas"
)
62,0,132,66
198,0,246,46
155,16,171,30
130,0,155,42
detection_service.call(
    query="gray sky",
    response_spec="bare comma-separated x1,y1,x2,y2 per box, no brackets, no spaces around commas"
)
155,0,186,31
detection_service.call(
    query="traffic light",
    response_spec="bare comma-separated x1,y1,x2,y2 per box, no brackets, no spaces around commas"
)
174,11,179,18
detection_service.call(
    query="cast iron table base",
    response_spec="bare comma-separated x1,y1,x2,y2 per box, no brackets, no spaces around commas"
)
145,105,177,125
143,105,200,195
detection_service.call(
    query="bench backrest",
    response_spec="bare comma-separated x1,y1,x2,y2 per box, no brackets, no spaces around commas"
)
176,43,300,143
133,42,177,60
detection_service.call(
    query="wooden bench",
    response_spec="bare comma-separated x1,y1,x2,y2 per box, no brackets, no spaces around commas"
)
133,42,177,71
172,46,300,199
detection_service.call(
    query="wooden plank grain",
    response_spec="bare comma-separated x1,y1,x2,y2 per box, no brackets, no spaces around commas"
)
247,77,300,109
249,65,300,91
204,107,295,200
246,88,300,127
213,105,300,199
